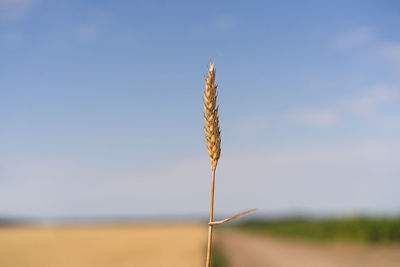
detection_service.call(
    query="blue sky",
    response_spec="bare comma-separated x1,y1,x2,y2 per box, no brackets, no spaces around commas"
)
1,0,400,220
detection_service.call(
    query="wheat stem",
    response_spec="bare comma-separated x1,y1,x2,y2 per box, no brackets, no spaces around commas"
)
205,167,216,267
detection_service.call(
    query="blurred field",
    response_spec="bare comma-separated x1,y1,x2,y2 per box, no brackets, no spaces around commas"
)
0,223,207,267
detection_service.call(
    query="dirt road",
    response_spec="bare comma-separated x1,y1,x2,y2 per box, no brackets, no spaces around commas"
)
216,230,400,267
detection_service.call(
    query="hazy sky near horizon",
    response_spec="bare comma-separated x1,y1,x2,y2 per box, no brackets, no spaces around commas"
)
1,0,400,219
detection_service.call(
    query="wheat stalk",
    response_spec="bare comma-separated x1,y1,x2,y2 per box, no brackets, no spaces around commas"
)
202,60,256,267
203,60,220,267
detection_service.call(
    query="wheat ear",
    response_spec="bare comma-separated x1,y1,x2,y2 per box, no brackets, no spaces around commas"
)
203,61,221,170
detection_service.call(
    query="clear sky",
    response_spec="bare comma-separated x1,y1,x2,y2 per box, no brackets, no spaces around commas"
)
1,0,400,220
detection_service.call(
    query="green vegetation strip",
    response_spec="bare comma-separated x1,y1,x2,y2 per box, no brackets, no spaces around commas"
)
211,244,228,267
237,217,400,243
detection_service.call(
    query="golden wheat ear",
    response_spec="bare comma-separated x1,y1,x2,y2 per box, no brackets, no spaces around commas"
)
203,62,221,170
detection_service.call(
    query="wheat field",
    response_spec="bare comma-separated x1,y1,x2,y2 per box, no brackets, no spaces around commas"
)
0,223,207,267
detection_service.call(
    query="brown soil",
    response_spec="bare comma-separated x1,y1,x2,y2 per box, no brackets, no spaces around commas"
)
216,230,400,267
